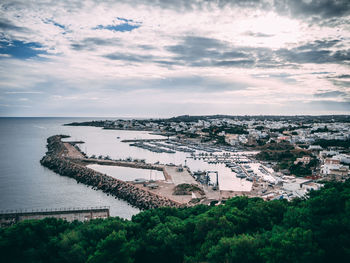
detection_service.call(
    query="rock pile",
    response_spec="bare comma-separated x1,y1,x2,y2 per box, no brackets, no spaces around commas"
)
40,135,180,210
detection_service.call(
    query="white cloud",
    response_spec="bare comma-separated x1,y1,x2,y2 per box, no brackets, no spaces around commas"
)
0,0,349,116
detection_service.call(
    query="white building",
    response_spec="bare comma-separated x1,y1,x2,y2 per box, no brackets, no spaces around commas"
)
321,162,349,176
308,145,323,151
333,154,350,164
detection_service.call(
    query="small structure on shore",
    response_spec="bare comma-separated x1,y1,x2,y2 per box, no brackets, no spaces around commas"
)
132,178,148,184
0,206,110,227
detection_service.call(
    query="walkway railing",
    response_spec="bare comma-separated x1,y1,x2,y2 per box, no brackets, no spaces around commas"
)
0,206,110,215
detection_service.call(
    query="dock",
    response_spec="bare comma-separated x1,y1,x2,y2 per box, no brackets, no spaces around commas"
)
121,139,168,143
0,206,110,227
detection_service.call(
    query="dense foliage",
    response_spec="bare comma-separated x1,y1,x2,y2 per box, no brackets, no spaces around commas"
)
313,139,350,149
289,158,319,177
310,126,335,134
1,181,350,263
256,144,306,162
254,142,318,175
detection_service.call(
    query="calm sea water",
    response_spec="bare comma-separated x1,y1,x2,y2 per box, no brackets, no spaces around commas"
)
0,117,140,219
0,117,252,219
87,165,165,181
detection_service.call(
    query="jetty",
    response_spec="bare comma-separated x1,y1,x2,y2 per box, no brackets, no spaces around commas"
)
0,206,110,227
121,138,168,143
40,135,182,210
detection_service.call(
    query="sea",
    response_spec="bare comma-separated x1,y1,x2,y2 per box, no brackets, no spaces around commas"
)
0,117,252,219
0,117,142,219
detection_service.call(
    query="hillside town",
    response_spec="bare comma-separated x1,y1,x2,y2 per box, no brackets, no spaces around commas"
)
66,115,350,201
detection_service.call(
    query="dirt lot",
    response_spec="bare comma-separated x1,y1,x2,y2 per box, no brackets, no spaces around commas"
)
135,181,193,204
63,143,85,159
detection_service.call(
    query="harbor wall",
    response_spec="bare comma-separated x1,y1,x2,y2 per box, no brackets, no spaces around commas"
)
40,135,180,210
0,207,109,227
78,158,164,171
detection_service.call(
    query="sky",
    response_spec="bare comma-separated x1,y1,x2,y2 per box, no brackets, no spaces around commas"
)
0,0,349,117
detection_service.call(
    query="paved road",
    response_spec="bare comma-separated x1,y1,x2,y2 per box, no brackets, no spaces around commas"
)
165,166,198,185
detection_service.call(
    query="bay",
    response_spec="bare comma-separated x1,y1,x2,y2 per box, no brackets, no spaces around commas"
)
0,117,140,219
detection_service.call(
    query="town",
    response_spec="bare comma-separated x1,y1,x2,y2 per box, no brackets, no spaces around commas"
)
66,115,350,202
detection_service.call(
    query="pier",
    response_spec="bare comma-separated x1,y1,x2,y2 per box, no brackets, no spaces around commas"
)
121,138,168,143
40,135,181,210
0,206,110,227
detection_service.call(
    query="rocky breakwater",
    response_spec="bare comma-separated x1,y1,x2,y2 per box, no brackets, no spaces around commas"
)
40,135,180,210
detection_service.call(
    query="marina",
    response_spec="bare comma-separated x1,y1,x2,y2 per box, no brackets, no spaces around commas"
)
72,130,318,200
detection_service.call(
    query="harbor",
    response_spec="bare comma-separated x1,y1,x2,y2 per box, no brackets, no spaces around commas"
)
38,130,323,209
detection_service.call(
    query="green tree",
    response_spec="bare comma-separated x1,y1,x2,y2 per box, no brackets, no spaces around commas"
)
207,234,263,263
88,230,133,263
260,227,323,263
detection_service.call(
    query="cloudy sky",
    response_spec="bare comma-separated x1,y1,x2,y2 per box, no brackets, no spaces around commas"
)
0,0,349,117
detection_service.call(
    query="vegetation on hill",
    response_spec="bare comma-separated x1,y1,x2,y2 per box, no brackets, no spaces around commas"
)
310,126,335,134
257,141,294,151
64,120,107,127
255,142,306,163
254,142,318,176
1,181,350,263
288,158,318,177
313,139,350,149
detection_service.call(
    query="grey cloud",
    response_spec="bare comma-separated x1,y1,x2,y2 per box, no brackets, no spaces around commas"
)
71,44,85,51
333,49,350,61
276,39,350,64
296,39,341,50
311,71,333,75
243,31,274,38
105,34,348,68
104,52,154,62
165,36,256,68
71,37,120,51
221,51,250,58
114,0,349,19
0,18,28,32
153,60,181,66
215,59,255,67
137,45,156,50
317,17,349,27
307,100,350,111
166,35,349,68
269,73,298,83
335,74,350,79
78,37,120,46
326,75,350,88
111,0,270,12
100,75,249,93
150,75,249,92
274,0,350,19
331,80,350,88
1,0,84,14
103,52,180,67
314,91,348,98
167,36,226,53
277,49,333,64
2,0,349,26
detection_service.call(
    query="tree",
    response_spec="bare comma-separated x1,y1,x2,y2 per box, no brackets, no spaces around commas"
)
260,227,323,263
207,234,263,263
87,230,133,263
